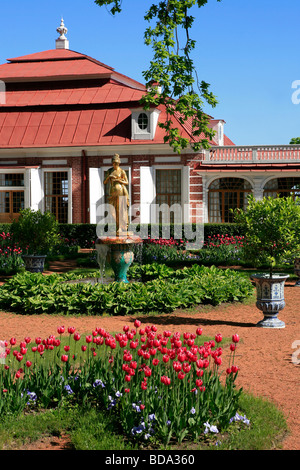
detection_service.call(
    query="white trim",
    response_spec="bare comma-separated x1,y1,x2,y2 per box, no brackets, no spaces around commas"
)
154,156,181,163
140,166,155,224
0,142,197,157
42,160,67,165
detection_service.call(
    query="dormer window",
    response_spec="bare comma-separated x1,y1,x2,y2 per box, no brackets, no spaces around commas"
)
131,108,161,140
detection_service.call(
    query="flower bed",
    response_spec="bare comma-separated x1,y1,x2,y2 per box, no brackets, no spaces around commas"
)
0,232,24,274
0,264,254,316
0,320,248,446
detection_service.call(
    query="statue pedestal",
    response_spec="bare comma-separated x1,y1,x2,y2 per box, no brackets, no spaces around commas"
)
96,234,142,283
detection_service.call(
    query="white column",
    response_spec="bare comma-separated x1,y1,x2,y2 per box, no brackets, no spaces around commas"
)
140,166,155,224
27,168,43,211
182,166,190,223
89,168,103,224
202,174,209,223
252,176,264,200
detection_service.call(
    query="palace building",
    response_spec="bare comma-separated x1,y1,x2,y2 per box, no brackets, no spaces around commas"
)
0,19,300,226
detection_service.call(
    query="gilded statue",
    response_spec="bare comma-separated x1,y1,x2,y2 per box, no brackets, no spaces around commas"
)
104,154,129,234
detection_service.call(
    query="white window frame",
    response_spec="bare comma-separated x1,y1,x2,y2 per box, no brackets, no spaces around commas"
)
42,168,72,223
153,165,185,224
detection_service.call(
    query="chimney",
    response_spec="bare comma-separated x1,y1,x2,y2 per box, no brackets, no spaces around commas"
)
56,18,69,50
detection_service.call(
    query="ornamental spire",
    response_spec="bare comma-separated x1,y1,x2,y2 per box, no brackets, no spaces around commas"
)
56,18,69,49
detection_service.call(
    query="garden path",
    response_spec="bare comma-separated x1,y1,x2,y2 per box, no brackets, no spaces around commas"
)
0,263,299,451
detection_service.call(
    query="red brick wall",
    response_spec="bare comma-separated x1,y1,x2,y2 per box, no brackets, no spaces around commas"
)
0,151,205,224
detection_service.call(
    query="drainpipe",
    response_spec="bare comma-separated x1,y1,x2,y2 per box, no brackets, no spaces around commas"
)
82,149,87,223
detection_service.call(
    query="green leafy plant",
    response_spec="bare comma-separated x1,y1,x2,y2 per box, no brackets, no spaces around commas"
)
0,265,253,316
11,209,60,256
233,195,300,277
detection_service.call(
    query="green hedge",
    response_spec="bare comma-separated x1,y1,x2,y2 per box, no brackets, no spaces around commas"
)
1,222,245,248
58,223,245,247
0,264,253,316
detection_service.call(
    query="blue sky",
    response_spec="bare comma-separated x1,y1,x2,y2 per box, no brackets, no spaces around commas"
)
0,0,300,146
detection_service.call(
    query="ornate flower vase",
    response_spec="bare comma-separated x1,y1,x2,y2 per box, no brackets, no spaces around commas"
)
22,255,47,273
294,258,300,286
110,244,134,283
96,234,142,283
250,273,289,328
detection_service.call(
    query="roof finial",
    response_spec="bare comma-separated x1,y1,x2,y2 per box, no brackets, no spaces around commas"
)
56,18,69,50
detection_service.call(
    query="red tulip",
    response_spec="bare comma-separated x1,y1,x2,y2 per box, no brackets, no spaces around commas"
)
232,334,240,343
215,333,223,343
26,361,32,368
74,333,81,341
61,355,68,362
68,327,76,334
214,356,222,366
10,337,16,346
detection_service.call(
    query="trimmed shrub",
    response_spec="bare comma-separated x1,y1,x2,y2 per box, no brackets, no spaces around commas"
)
0,265,253,316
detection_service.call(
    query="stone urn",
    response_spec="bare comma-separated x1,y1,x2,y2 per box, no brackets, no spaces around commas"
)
250,273,289,328
22,255,47,273
294,257,300,286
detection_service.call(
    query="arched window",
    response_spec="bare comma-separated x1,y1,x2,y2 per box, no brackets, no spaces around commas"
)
137,112,149,130
208,177,252,223
263,177,300,200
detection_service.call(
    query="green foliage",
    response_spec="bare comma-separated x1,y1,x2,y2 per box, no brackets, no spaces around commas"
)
233,195,300,275
94,0,222,153
11,209,60,256
0,264,253,316
290,137,300,144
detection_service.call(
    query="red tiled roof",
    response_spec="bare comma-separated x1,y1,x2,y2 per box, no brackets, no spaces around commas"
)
0,106,196,148
0,48,234,148
0,49,145,90
2,81,145,107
